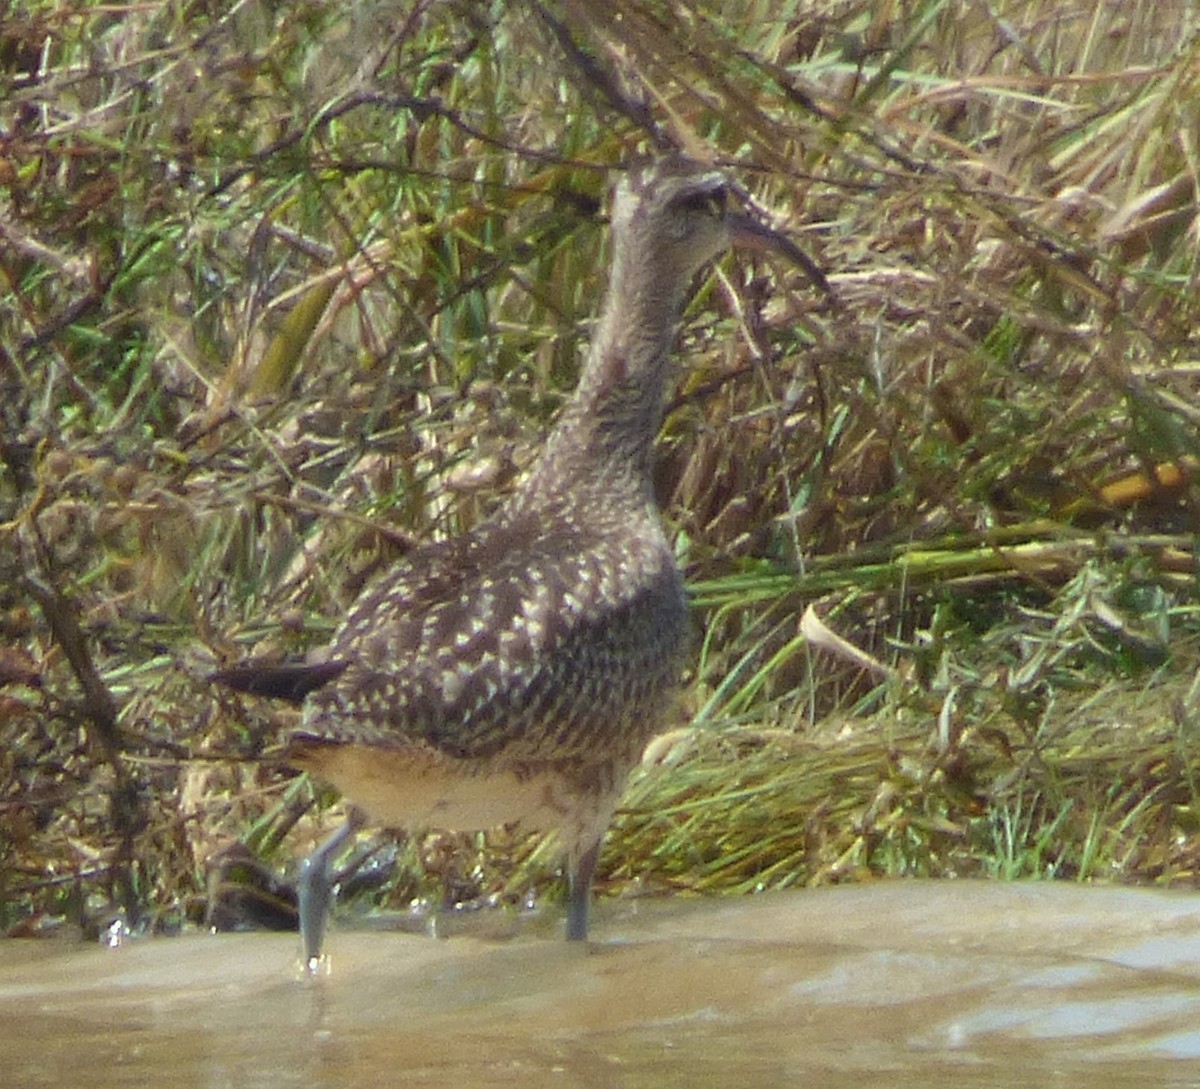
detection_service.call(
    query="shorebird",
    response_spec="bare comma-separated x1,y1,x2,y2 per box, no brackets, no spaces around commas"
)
212,157,807,967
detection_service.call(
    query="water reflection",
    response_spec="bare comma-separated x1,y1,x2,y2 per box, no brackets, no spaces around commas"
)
3,881,1200,1087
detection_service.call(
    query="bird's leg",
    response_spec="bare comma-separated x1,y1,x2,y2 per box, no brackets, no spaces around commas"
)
566,838,600,941
298,805,366,971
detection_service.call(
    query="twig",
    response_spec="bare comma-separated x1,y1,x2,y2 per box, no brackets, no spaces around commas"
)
22,566,142,922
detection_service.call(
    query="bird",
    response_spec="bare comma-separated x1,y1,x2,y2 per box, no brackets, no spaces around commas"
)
212,157,807,968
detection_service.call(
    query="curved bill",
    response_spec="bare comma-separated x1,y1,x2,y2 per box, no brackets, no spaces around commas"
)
727,211,832,297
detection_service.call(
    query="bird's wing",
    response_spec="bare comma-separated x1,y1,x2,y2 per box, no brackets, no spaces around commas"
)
209,660,348,704
299,513,687,762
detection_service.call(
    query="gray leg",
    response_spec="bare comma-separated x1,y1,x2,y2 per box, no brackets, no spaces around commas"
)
298,806,365,969
566,838,600,942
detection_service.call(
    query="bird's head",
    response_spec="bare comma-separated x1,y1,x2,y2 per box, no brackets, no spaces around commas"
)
610,157,804,288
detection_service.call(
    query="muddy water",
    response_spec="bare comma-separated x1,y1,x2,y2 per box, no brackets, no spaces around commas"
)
4,882,1200,1087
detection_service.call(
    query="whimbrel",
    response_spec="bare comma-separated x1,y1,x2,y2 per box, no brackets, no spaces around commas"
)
213,158,803,966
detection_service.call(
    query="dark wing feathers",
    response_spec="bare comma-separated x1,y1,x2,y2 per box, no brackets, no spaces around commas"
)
301,510,687,761
213,503,687,763
209,660,349,704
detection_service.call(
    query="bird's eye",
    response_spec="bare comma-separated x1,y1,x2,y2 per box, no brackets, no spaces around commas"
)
675,185,728,218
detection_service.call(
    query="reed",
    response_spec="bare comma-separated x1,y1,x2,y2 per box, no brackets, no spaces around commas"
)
1,0,1198,934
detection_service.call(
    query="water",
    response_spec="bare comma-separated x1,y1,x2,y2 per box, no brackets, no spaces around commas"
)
3,881,1200,1087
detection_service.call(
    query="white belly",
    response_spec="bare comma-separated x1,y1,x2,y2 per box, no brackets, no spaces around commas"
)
297,744,576,833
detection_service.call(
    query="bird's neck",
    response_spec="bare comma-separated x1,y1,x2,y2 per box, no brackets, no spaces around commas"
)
525,253,691,503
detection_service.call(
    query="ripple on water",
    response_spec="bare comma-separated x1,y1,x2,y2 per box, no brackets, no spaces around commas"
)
4,881,1200,1088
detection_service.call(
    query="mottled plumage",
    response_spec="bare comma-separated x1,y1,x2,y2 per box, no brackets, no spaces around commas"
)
213,157,797,961
299,490,684,766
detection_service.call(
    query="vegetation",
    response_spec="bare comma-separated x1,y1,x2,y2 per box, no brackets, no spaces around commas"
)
2,0,1200,938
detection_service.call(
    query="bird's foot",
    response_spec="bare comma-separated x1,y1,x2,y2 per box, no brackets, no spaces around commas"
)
297,806,366,973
